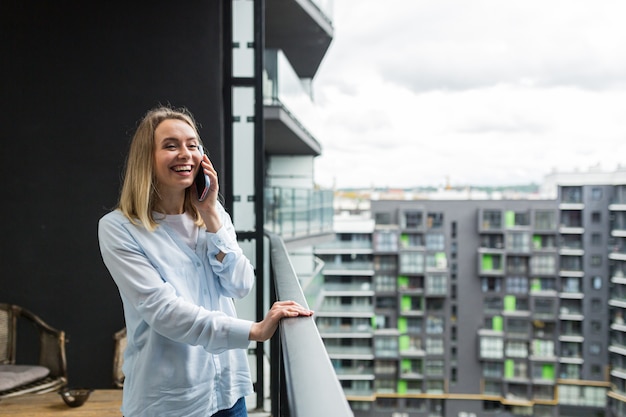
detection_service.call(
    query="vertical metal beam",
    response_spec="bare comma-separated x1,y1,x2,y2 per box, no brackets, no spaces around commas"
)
225,0,265,411
253,0,266,411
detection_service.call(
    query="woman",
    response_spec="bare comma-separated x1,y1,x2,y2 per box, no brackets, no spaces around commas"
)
98,106,312,417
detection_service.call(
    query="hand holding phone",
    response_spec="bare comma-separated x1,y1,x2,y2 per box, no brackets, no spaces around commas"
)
195,146,210,202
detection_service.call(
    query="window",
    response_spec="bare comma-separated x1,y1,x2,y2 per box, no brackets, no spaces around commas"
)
482,277,502,292
374,230,398,251
480,337,503,359
425,233,444,250
592,276,602,289
374,212,391,225
426,338,444,354
561,186,582,203
506,276,528,293
402,211,423,229
592,298,602,312
427,212,443,229
589,343,601,355
483,210,502,229
483,361,503,378
375,275,396,292
535,210,556,230
591,187,603,201
399,252,424,274
591,233,602,246
591,255,602,267
505,341,528,358
507,232,530,252
531,255,555,274
425,360,444,376
426,315,444,334
591,211,601,223
400,233,423,249
426,275,447,295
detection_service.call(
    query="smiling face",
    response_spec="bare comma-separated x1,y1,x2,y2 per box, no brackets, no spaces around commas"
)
153,118,203,200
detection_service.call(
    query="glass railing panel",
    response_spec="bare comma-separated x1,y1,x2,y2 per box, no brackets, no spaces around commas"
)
265,187,333,239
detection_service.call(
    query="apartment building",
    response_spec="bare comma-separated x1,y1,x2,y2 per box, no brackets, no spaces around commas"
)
315,169,626,417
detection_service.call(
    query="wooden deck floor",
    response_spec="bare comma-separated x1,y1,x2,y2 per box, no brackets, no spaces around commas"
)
0,390,123,416
0,390,271,416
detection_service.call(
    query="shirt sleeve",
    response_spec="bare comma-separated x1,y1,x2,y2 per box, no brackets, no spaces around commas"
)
98,212,253,353
205,205,256,299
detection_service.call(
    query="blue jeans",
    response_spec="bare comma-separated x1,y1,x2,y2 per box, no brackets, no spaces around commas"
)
211,397,247,417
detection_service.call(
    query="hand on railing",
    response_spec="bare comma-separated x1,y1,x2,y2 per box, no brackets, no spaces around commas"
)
248,300,314,342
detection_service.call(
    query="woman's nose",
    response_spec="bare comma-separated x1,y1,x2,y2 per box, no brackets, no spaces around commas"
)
178,147,192,159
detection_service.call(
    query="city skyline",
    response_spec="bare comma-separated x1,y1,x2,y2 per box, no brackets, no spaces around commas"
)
311,1,626,189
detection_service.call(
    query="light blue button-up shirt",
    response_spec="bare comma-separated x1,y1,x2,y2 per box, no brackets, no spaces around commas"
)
98,205,255,417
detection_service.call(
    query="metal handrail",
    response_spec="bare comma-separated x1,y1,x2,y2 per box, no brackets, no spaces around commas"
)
267,232,353,417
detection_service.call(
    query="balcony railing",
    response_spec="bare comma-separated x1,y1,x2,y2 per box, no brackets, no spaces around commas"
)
265,187,334,240
267,232,353,417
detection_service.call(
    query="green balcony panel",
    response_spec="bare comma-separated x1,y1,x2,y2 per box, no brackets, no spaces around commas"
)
533,235,542,249
401,295,412,312
398,275,409,288
503,295,515,311
505,211,515,228
400,234,409,246
371,316,377,329
505,359,514,378
398,317,408,333
531,278,541,291
397,380,407,394
399,335,410,351
542,364,555,380
482,254,493,271
493,316,503,331
401,359,412,373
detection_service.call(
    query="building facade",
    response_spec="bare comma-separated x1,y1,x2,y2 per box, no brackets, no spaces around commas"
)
316,171,626,417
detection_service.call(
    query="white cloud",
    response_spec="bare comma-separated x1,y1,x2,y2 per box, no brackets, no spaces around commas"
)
310,0,626,188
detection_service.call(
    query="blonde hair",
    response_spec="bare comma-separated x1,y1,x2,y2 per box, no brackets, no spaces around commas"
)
117,106,205,231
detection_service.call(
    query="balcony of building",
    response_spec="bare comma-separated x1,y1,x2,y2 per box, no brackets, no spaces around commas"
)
317,316,374,338
373,227,400,253
315,237,373,256
316,295,374,318
398,294,424,316
610,237,626,259
265,0,333,80
529,277,558,297
317,254,375,276
479,209,504,232
532,233,558,253
478,253,505,275
263,46,323,161
559,210,584,234
559,299,584,321
560,186,584,206
397,275,424,294
331,359,375,382
611,211,626,237
530,339,557,362
398,334,426,358
560,277,584,298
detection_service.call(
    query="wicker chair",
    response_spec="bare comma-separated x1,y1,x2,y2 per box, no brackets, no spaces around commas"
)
112,327,126,388
0,303,68,399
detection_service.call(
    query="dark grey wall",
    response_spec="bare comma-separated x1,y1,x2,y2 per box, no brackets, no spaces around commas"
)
1,0,225,388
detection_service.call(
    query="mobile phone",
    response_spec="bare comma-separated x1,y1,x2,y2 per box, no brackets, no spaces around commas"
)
195,146,210,201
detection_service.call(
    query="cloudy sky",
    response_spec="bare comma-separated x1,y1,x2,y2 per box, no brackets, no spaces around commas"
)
310,0,626,189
